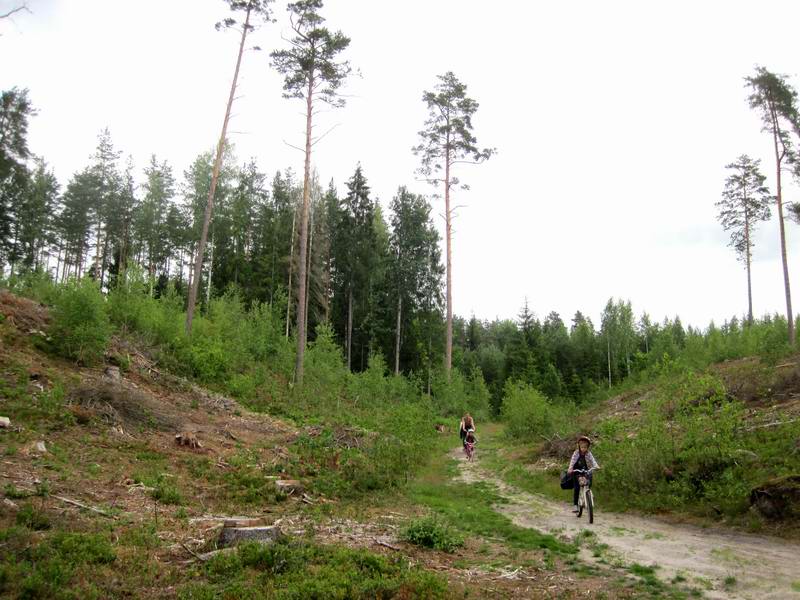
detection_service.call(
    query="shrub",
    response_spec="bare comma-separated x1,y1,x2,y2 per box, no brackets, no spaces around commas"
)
151,475,184,505
16,504,51,530
501,380,572,440
49,278,110,365
401,517,464,552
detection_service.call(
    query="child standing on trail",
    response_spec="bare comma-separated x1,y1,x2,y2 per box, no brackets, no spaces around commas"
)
567,435,599,513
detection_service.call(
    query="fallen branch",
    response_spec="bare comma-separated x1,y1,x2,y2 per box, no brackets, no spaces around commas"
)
180,541,205,562
54,495,116,519
739,418,799,432
374,539,401,551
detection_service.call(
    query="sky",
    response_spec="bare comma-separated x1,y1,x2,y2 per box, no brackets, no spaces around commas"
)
3,0,800,330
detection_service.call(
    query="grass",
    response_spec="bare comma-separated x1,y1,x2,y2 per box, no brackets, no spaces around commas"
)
406,442,576,555
176,539,450,599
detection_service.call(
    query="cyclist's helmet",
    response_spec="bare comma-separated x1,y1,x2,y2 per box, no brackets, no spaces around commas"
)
577,435,592,445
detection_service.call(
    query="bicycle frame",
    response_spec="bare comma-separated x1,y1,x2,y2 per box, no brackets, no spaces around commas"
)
464,441,475,461
573,468,596,523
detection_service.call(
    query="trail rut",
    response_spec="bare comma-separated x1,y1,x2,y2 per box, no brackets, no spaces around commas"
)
452,447,800,599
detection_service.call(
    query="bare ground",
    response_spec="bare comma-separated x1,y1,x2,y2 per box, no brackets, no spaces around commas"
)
452,447,800,600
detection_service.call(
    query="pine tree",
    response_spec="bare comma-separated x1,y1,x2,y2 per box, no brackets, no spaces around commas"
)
186,0,274,334
413,72,494,379
0,88,34,270
746,67,799,344
59,169,97,280
716,155,772,323
88,128,122,288
16,157,59,273
270,0,351,383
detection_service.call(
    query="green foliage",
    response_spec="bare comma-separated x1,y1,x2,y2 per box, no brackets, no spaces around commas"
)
151,476,184,505
586,363,800,517
401,517,464,552
7,269,62,305
16,503,51,530
501,380,572,440
185,539,449,599
49,278,110,365
430,368,490,421
0,530,116,599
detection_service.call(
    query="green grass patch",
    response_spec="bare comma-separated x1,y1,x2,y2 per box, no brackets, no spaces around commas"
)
407,450,575,555
0,529,116,599
178,539,450,599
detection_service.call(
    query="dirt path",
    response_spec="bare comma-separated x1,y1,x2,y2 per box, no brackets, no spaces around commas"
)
452,447,800,600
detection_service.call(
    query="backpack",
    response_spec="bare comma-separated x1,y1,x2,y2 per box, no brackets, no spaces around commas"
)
559,470,573,490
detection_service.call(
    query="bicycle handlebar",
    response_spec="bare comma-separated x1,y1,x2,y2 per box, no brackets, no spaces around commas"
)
572,468,598,475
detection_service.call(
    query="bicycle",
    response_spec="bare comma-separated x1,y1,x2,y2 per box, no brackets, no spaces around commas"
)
463,440,475,462
573,468,596,524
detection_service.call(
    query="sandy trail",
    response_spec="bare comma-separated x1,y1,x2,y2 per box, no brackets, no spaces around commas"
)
451,447,800,600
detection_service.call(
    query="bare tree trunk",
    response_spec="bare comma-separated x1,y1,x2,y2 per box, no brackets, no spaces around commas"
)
304,207,313,337
187,245,194,294
607,335,612,389
771,106,795,344
55,244,63,283
285,204,296,338
293,75,314,384
100,227,109,290
346,285,353,371
444,134,453,380
94,219,102,281
206,233,214,307
395,294,402,376
745,208,753,324
427,326,432,397
185,4,252,335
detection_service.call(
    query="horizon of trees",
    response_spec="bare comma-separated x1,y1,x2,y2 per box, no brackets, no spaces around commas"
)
5,55,800,410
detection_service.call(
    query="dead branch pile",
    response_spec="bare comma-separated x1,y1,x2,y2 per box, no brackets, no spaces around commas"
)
0,290,49,331
69,380,180,431
539,432,575,459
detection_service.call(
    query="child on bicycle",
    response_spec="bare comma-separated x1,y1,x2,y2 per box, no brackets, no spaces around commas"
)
459,413,475,447
464,428,477,446
567,435,599,513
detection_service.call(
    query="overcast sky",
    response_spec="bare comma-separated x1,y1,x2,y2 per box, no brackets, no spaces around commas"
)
3,0,800,329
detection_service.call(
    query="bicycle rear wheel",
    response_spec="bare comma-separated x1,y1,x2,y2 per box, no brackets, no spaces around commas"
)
586,490,594,524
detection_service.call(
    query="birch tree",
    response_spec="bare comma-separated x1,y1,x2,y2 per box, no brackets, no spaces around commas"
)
413,72,494,379
270,0,351,384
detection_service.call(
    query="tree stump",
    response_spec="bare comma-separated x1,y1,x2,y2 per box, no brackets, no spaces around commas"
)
275,480,304,495
750,475,800,520
217,525,282,548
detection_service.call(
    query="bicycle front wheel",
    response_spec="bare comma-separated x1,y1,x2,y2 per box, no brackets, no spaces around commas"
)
586,490,594,524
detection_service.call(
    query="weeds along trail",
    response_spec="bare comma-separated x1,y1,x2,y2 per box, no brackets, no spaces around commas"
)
450,446,800,600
